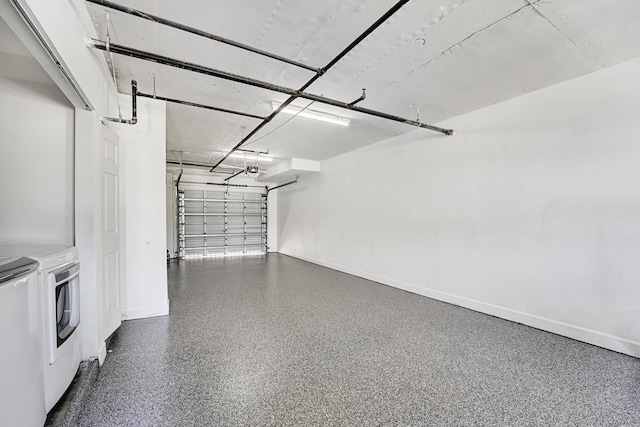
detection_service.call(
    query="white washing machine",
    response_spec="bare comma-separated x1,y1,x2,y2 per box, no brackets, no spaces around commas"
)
0,245,81,413
0,255,47,426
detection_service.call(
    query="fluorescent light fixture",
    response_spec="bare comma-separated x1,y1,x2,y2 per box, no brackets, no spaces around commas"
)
271,102,350,127
227,152,273,162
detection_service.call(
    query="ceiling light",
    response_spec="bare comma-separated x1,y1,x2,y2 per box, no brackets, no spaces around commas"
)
227,152,273,162
271,102,350,127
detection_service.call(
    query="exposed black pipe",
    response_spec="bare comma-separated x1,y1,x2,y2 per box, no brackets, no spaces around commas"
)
176,169,183,187
137,91,264,120
88,0,455,172
323,1,410,73
209,99,296,170
166,160,234,173
223,169,245,182
267,179,298,194
89,40,302,94
85,0,320,74
102,79,137,124
301,92,453,134
210,0,417,171
88,38,453,139
132,79,137,122
348,88,366,107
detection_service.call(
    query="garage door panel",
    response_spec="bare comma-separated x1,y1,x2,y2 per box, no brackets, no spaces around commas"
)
178,184,267,258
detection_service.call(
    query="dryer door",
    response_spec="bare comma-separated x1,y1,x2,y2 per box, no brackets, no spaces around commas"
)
46,262,80,364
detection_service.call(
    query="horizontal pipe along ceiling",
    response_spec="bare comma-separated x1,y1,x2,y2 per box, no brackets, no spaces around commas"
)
90,39,452,134
89,0,454,172
137,92,265,120
85,0,321,74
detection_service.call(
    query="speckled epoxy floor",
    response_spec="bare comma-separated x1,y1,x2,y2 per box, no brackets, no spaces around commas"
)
77,254,640,426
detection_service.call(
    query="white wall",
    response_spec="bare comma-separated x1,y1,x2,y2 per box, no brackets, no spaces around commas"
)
0,52,74,246
277,57,640,358
118,95,169,320
1,0,122,361
2,0,170,360
0,0,117,113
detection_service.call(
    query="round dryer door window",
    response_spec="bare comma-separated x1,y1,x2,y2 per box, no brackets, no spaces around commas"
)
51,263,80,348
56,284,73,342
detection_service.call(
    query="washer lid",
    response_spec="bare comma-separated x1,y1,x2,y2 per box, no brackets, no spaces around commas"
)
0,245,77,270
0,257,38,285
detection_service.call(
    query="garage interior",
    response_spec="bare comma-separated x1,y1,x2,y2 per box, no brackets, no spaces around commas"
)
0,0,639,425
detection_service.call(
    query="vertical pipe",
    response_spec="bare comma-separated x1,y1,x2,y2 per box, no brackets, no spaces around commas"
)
130,79,137,124
101,80,138,124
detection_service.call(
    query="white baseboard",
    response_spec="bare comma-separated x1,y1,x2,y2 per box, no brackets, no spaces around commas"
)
283,252,640,359
122,301,170,321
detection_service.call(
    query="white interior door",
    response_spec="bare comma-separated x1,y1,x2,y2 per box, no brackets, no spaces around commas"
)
101,125,122,338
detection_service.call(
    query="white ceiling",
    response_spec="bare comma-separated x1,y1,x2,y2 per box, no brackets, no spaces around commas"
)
86,0,640,170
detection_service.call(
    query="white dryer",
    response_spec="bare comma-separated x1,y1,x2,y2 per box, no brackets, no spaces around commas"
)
31,246,81,413
0,245,82,413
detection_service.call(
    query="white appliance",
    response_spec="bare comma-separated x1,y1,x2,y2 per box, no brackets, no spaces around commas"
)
0,256,47,427
32,246,81,413
0,245,81,413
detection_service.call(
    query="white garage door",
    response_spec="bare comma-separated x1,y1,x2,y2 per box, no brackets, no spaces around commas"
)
178,183,267,258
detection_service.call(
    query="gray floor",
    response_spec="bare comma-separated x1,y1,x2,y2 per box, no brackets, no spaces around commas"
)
77,254,640,426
